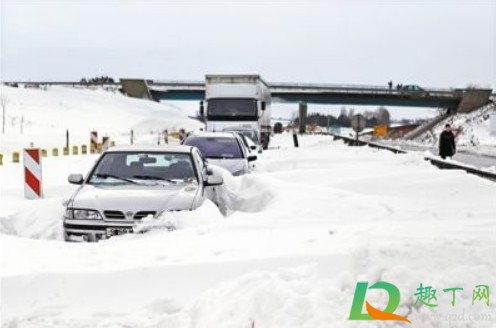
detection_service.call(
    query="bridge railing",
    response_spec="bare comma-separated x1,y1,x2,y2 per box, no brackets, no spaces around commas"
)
268,81,457,93
270,85,460,99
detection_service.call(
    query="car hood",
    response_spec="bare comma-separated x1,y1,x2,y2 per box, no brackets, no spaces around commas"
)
206,158,246,174
70,183,199,216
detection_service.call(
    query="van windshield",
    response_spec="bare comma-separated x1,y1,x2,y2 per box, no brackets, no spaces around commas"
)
207,98,257,119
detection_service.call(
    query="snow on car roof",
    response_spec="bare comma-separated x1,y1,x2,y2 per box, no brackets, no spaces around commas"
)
105,144,193,153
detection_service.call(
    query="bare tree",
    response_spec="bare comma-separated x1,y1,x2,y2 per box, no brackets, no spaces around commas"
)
1,95,10,134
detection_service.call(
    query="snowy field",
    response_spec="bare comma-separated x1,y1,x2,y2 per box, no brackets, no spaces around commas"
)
1,87,495,327
1,134,495,328
0,85,203,157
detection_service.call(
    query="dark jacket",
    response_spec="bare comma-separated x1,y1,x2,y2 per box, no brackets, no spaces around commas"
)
439,130,456,158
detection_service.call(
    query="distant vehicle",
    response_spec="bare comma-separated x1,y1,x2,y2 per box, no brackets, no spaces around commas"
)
239,133,262,154
182,132,257,176
199,75,272,149
222,126,259,144
222,126,262,153
399,84,429,96
63,145,223,242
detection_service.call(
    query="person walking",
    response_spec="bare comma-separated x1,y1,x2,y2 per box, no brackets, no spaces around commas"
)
439,124,456,159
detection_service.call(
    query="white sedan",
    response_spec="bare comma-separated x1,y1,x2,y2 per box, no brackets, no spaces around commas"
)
64,145,223,242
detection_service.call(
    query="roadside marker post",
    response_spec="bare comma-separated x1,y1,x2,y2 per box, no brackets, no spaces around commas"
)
293,130,299,147
90,131,98,154
23,148,43,199
102,136,110,151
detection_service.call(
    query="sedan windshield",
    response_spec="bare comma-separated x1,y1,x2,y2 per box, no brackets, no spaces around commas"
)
183,137,242,159
88,152,197,185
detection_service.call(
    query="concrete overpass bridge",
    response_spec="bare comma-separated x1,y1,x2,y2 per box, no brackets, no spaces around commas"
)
3,77,493,114
120,78,493,114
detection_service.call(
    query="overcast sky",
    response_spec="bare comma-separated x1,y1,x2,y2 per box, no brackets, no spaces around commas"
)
1,0,495,119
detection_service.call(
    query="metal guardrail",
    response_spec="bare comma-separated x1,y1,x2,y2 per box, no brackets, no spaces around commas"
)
328,134,496,182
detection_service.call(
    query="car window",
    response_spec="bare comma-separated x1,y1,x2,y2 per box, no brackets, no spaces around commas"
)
183,137,242,159
88,152,197,185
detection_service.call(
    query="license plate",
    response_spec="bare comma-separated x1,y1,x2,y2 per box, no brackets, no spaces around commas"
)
106,228,132,236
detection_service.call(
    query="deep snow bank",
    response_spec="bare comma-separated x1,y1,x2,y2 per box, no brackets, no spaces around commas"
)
0,162,274,240
1,134,495,328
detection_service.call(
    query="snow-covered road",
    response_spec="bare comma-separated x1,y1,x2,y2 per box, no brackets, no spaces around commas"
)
1,134,495,328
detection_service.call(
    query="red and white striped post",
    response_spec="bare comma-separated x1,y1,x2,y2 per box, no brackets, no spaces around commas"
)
23,148,43,199
90,131,98,153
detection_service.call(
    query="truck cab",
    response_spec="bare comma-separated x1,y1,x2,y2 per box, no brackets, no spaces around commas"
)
200,75,272,149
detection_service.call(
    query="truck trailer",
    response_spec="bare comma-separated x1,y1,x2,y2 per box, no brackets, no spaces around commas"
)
200,75,272,149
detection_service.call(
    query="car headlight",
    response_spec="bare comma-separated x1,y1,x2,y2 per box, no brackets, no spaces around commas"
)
65,208,102,220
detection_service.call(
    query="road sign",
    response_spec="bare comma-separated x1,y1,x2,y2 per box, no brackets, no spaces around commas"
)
351,114,366,133
373,125,388,137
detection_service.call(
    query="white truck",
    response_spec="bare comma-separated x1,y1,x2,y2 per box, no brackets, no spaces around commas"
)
200,75,272,149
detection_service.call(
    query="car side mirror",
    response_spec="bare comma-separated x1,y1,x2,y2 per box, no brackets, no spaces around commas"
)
199,101,204,116
68,174,84,185
248,155,257,162
261,101,266,111
250,145,257,151
206,166,214,175
205,174,223,186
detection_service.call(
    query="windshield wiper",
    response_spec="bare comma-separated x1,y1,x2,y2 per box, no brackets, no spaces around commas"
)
131,175,182,183
93,174,139,184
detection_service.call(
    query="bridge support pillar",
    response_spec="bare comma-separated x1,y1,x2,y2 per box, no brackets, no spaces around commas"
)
298,102,307,134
